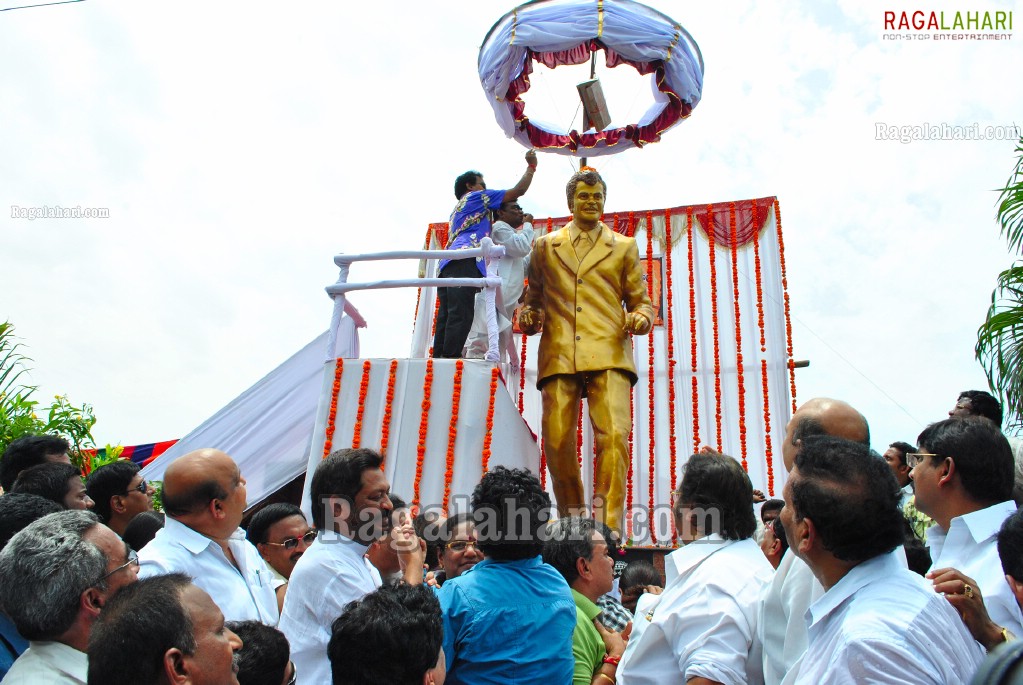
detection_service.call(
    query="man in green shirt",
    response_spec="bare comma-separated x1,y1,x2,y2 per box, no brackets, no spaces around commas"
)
543,518,628,685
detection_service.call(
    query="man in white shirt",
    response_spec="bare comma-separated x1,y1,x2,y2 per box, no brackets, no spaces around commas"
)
619,453,774,685
138,448,280,625
912,416,1023,638
882,441,915,508
758,397,871,685
0,510,139,685
782,436,985,684
279,448,424,685
464,200,535,364
948,390,1023,504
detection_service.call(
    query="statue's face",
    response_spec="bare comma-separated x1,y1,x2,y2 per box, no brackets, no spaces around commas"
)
571,182,605,223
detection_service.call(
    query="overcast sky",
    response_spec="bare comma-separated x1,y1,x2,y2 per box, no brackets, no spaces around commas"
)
2,0,1021,455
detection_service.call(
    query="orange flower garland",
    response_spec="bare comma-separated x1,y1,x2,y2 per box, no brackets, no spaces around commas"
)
539,439,548,489
707,204,723,451
351,361,372,449
481,367,499,474
379,360,399,466
626,211,636,238
687,207,700,453
627,387,635,541
728,203,748,470
645,212,657,544
518,333,528,414
443,360,464,510
774,199,798,412
413,360,434,507
664,208,678,493
322,358,344,460
762,359,774,495
577,400,584,469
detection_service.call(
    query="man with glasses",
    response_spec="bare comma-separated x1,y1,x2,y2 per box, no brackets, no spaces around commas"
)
86,460,156,538
138,449,281,626
246,503,315,582
911,417,1023,642
0,510,139,684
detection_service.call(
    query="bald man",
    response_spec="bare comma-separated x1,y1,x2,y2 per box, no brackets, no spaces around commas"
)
759,398,875,685
137,449,281,625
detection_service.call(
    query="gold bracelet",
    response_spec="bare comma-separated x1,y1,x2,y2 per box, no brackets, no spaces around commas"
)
596,673,616,685
1003,626,1015,643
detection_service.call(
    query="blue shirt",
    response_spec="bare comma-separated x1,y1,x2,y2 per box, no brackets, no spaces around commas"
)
439,188,506,275
438,555,576,685
0,611,28,679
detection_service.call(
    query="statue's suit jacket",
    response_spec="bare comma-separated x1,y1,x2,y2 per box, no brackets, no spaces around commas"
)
523,221,655,388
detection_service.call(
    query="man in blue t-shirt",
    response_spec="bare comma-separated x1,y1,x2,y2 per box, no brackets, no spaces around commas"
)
432,149,538,358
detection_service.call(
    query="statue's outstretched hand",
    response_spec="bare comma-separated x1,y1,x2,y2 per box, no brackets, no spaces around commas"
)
624,312,651,335
518,307,543,335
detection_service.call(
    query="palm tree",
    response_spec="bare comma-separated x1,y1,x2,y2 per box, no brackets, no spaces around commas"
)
976,137,1023,428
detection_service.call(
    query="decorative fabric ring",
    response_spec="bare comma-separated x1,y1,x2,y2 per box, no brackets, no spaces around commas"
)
478,0,704,157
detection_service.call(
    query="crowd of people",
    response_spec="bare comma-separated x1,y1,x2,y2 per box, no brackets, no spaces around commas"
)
1,387,1022,684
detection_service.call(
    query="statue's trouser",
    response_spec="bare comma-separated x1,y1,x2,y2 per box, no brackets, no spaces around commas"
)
540,369,632,534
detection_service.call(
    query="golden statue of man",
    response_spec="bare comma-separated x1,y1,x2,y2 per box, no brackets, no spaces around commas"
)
519,168,654,534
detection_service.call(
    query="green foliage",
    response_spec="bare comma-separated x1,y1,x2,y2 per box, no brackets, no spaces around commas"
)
0,321,97,471
977,138,1023,428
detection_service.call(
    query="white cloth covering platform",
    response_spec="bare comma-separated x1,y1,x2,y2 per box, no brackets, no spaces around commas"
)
299,358,539,517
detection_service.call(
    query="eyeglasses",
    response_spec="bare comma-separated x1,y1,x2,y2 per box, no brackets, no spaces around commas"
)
445,539,479,553
100,549,139,582
286,662,297,685
906,452,941,469
264,530,316,550
124,479,148,496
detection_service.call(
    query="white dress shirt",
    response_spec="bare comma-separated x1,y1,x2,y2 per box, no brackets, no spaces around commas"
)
464,221,535,358
618,536,773,685
138,517,280,625
279,534,380,685
1,641,87,684
927,500,1023,636
758,549,824,685
789,552,985,684
760,546,909,685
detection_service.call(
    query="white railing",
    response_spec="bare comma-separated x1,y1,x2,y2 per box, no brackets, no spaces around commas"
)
324,237,507,362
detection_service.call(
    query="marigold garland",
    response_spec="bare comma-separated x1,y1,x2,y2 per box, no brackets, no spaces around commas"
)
430,294,441,358
413,360,434,507
774,199,798,412
762,359,775,495
577,400,584,469
481,367,500,474
379,360,399,465
539,439,548,489
645,212,657,544
351,361,372,449
687,207,700,453
443,360,464,510
322,358,344,460
751,202,767,353
626,211,636,237
664,209,678,494
518,333,528,415
707,204,723,451
627,387,635,541
728,203,748,471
